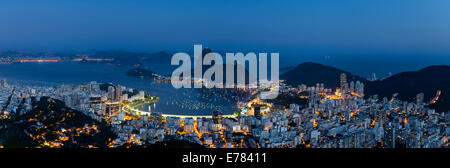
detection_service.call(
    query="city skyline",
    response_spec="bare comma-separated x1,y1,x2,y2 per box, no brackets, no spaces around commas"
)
1,0,449,152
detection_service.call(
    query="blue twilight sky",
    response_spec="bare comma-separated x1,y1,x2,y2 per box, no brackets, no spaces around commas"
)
1,0,450,71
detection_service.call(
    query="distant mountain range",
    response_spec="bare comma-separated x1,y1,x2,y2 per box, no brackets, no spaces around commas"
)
192,48,256,85
281,62,450,112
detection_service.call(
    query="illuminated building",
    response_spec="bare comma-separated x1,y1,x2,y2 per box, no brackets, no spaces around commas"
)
115,85,123,102
416,93,424,104
349,81,355,93
105,102,121,116
340,73,347,92
108,86,115,100
384,125,396,148
89,96,102,105
372,73,377,81
212,110,222,124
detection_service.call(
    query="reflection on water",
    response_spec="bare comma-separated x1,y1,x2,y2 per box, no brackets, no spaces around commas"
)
138,87,239,115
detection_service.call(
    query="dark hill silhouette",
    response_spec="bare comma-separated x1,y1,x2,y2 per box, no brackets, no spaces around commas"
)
140,51,172,64
365,65,450,112
280,62,368,88
281,62,450,112
189,48,257,86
